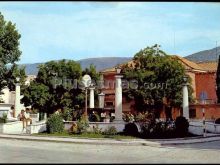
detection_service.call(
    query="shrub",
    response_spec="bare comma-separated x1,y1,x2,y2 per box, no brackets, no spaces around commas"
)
69,122,78,134
92,124,102,134
124,123,139,136
46,113,64,133
215,118,220,124
0,113,7,123
110,116,115,122
103,126,117,135
76,114,89,134
62,107,73,121
90,113,101,122
175,116,189,137
123,113,135,122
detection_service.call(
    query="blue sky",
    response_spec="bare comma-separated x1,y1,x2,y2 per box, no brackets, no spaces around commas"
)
0,2,220,64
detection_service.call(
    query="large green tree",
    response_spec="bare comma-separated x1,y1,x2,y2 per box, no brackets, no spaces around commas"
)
0,12,24,92
21,59,83,115
122,44,194,117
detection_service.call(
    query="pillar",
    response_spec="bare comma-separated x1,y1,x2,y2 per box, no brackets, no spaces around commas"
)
182,84,189,119
98,93,105,108
14,82,21,118
114,75,123,122
89,87,95,108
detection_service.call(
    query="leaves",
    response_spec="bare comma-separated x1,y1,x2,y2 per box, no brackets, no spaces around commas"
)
123,44,193,112
0,12,22,92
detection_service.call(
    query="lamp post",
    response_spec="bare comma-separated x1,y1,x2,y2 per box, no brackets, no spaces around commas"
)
114,66,123,123
182,75,189,120
82,74,91,116
14,77,20,118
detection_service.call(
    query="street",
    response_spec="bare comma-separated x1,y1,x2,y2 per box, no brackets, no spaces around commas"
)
0,138,220,163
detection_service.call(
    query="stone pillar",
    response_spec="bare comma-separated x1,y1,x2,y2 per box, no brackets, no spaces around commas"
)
89,87,95,108
14,82,21,118
114,75,123,122
98,93,105,108
182,84,189,119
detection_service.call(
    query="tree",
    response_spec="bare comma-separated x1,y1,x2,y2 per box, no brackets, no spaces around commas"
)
216,56,220,103
0,12,22,91
122,44,193,118
21,59,83,116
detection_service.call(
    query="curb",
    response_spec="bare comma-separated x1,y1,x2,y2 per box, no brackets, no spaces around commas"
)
0,134,220,147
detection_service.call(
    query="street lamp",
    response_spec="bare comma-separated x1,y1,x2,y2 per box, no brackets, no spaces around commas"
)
82,74,91,116
183,75,188,84
115,66,122,75
16,77,20,83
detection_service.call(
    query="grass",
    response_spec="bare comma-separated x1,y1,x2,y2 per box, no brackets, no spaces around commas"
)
34,131,137,140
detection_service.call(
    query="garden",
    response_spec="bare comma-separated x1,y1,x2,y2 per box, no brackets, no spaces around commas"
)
38,110,197,140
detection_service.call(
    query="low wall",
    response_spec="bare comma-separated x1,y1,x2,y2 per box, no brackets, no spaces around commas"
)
26,120,47,134
189,121,220,135
64,121,127,132
0,121,24,134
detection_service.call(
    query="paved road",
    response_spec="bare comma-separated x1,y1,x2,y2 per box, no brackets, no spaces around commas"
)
0,138,220,163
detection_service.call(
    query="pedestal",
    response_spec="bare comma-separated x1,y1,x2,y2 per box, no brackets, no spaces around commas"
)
89,87,95,108
98,93,105,108
14,83,21,118
114,75,123,122
183,84,189,119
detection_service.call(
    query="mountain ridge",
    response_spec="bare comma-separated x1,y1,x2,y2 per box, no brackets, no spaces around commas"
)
18,57,133,75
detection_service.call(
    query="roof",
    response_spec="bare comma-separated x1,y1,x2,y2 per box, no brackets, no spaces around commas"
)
100,55,208,74
196,61,218,72
172,55,205,72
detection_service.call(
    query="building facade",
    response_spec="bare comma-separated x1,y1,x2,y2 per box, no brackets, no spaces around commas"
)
100,56,219,120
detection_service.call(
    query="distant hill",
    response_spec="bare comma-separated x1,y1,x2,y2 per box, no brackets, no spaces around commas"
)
185,46,220,62
19,57,132,75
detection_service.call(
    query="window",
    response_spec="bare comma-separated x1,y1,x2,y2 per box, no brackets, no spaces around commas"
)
189,109,196,118
105,101,114,107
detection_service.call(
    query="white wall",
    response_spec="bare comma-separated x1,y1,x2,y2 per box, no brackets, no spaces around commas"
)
64,121,126,132
26,120,47,134
0,121,24,134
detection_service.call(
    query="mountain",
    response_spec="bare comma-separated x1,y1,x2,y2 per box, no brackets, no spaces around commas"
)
19,57,132,75
185,46,220,62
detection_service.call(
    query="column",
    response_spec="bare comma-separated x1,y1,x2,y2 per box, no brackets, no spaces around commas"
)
89,87,95,108
182,84,189,119
114,75,123,122
14,82,21,118
98,93,105,108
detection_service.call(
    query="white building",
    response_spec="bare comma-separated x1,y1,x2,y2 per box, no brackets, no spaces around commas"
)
0,75,36,118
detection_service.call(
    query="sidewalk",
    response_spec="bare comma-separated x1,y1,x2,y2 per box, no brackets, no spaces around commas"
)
0,133,220,147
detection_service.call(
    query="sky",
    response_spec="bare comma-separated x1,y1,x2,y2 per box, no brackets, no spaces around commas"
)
0,2,220,64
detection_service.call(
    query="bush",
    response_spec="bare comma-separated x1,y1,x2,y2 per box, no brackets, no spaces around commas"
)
92,124,102,134
124,123,139,136
123,113,135,122
103,126,117,135
215,118,220,124
62,107,73,121
175,116,189,137
90,113,101,122
46,113,64,133
76,114,89,134
0,113,7,123
69,122,78,134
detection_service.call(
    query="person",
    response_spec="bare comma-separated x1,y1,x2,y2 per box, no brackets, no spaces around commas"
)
25,109,32,125
19,110,26,128
19,109,32,129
